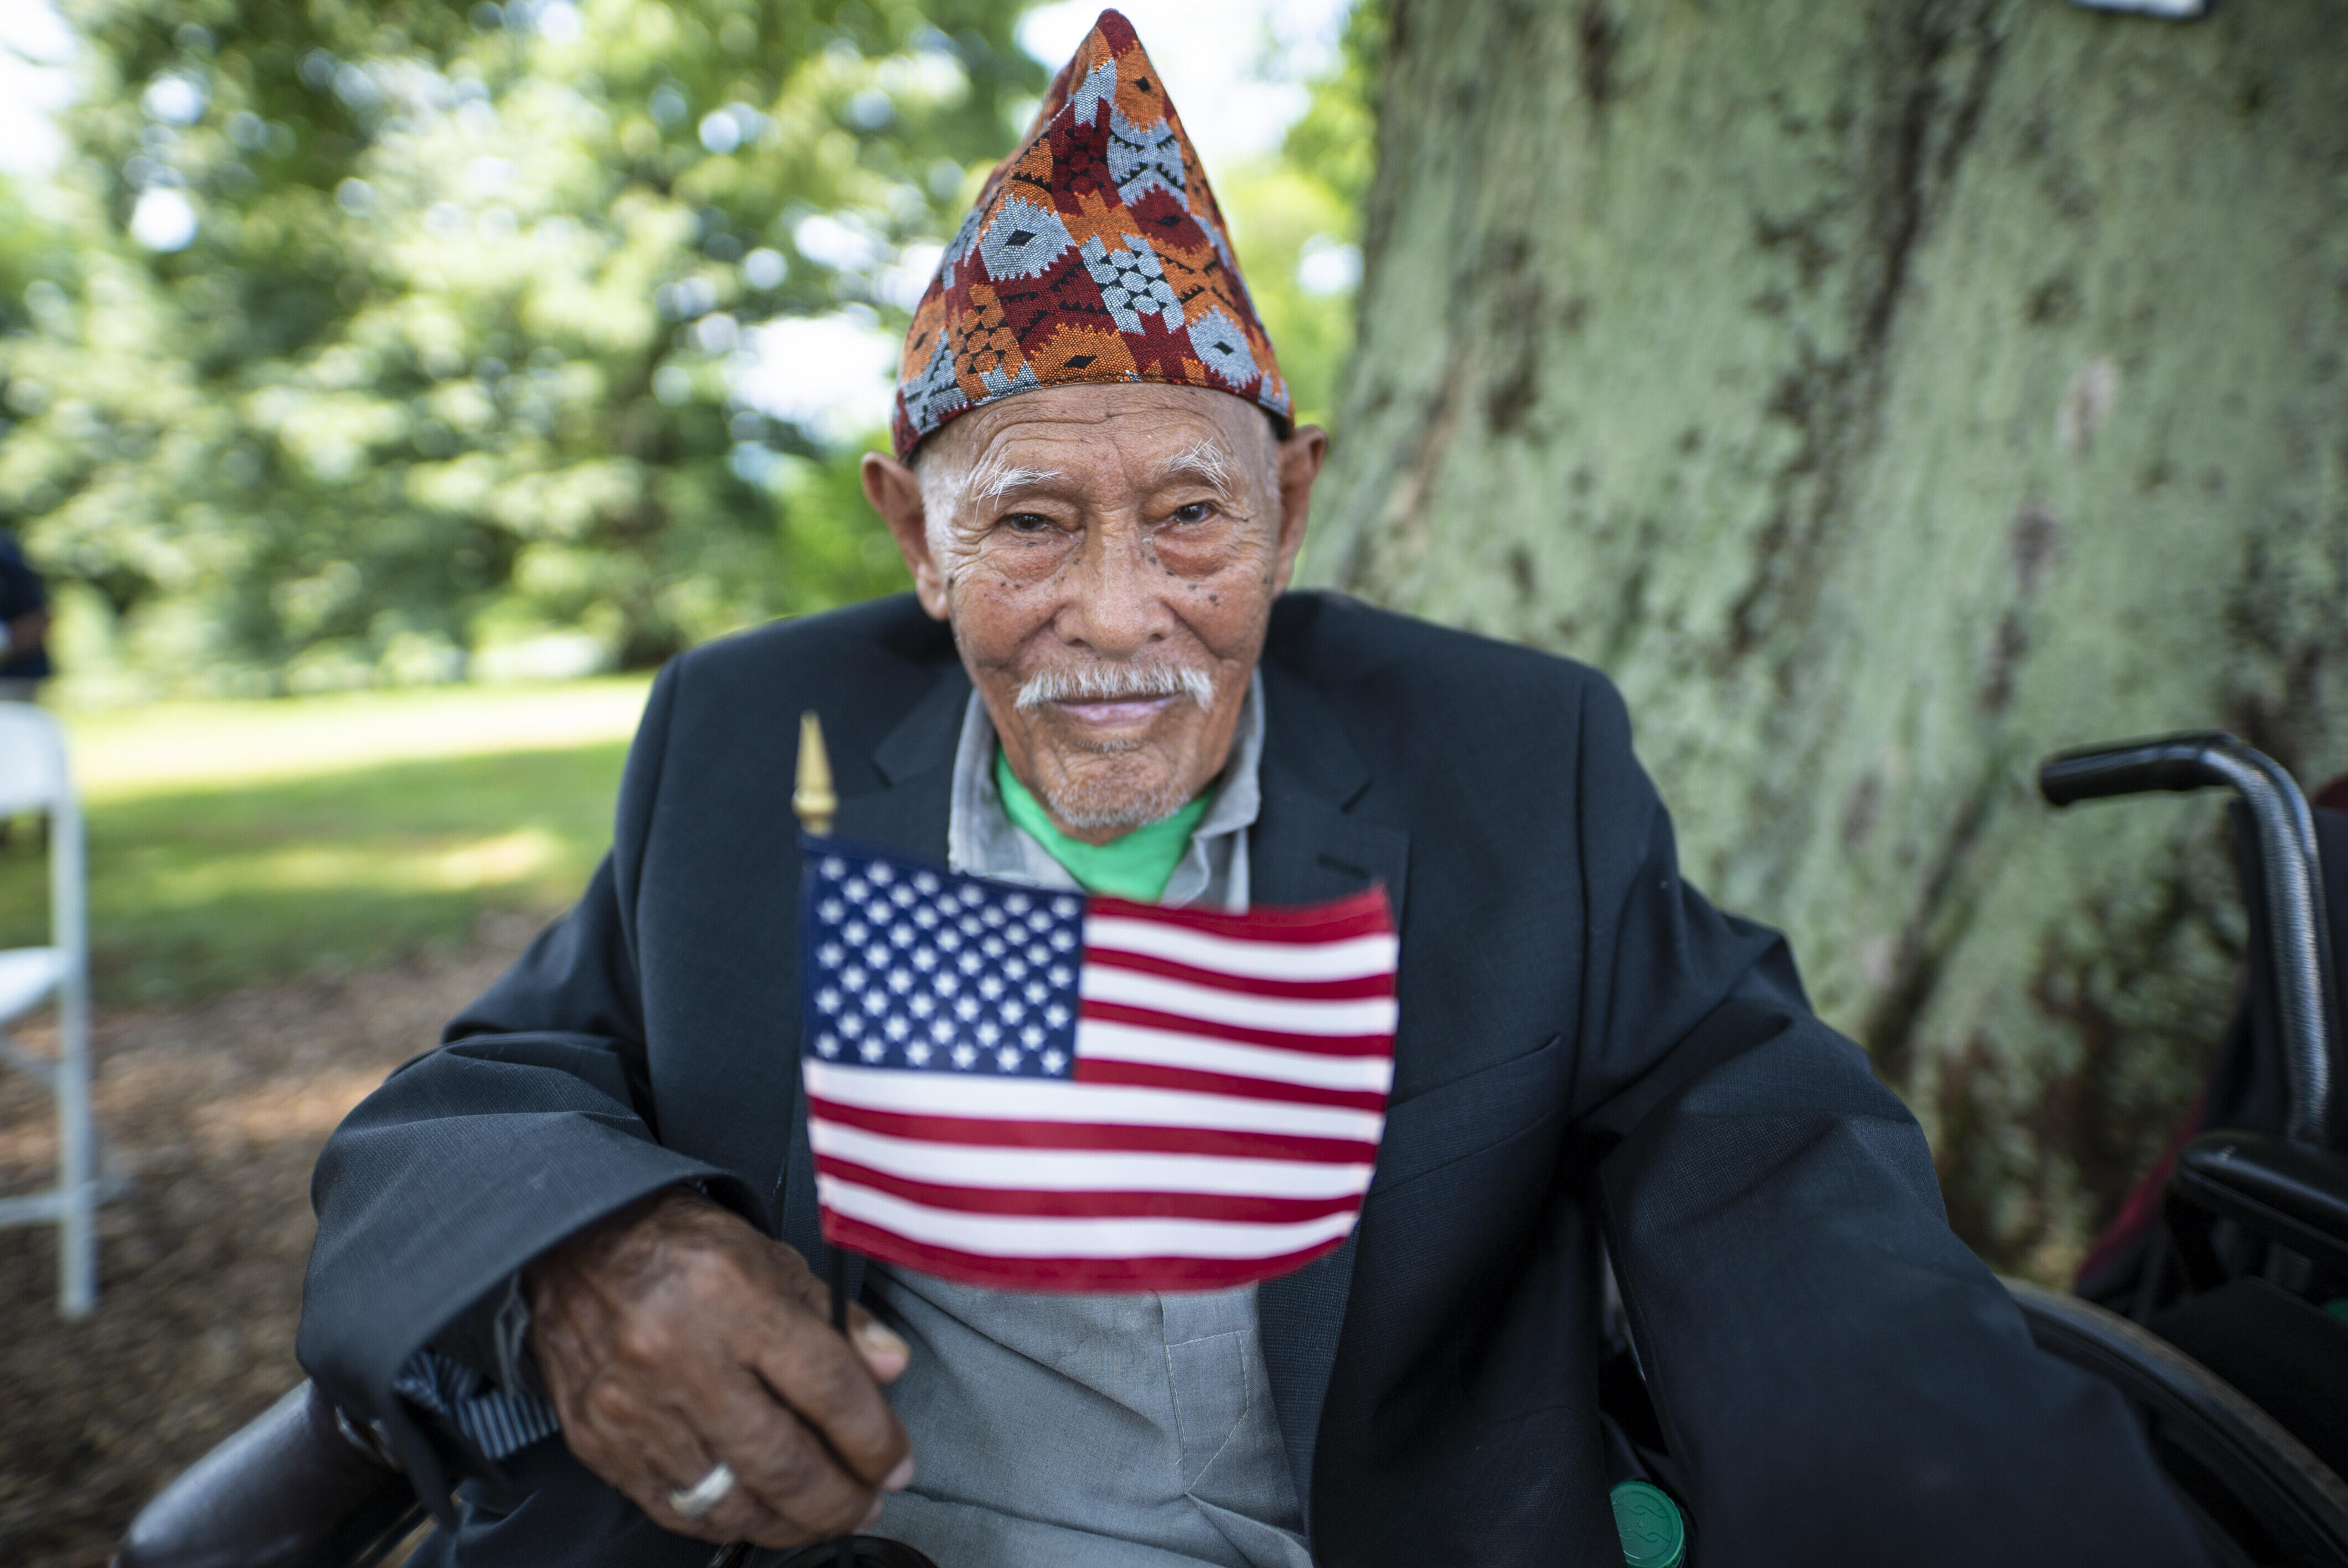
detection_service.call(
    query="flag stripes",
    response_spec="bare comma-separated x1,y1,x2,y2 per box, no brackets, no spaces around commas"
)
801,840,1397,1292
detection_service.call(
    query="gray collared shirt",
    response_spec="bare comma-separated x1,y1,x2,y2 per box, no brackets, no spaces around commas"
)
871,677,1314,1568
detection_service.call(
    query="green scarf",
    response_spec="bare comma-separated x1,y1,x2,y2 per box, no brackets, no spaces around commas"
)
993,749,1211,903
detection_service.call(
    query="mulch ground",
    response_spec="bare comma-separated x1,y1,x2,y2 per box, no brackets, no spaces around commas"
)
0,936,530,1568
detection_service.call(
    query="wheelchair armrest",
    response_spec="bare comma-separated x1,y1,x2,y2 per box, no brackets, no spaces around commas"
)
116,1380,422,1568
2169,1130,2348,1282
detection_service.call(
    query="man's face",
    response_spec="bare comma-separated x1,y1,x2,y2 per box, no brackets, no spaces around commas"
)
863,384,1325,845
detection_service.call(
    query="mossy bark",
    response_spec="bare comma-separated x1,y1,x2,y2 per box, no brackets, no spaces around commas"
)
1307,0,2348,1276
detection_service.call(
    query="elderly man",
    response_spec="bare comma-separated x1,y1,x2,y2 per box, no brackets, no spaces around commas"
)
300,12,2210,1567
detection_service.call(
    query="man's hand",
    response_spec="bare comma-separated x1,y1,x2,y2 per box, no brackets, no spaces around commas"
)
525,1187,914,1547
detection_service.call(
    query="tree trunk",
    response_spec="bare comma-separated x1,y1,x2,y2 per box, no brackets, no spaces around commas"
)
1309,0,2348,1275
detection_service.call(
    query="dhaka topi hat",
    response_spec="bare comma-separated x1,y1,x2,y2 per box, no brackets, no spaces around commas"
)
888,8,1291,460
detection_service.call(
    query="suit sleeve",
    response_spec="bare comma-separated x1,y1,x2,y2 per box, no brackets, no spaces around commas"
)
1565,674,2211,1566
295,657,761,1518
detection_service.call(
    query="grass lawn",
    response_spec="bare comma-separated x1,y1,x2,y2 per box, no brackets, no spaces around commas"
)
0,679,652,1003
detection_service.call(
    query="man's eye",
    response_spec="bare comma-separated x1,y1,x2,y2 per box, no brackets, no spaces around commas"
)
1171,502,1214,524
1002,513,1052,533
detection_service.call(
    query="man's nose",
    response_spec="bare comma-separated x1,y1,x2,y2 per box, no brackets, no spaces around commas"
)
1057,524,1172,657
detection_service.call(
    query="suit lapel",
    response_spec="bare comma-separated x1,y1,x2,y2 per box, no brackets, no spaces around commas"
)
831,662,970,857
1248,662,1408,1528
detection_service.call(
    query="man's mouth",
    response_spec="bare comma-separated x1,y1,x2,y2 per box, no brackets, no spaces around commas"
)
1013,661,1217,718
1053,694,1178,728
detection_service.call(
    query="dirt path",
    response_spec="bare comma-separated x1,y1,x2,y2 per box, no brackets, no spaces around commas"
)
0,940,526,1568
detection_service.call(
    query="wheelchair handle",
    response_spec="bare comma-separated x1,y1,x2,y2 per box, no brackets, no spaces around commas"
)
2040,731,2337,1148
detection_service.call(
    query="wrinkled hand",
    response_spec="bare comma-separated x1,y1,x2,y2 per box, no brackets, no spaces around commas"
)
525,1187,913,1547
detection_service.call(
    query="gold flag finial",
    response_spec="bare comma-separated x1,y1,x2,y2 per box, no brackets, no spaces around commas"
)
794,711,837,835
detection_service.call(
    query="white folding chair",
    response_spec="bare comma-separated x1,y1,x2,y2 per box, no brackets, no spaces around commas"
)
0,703,97,1316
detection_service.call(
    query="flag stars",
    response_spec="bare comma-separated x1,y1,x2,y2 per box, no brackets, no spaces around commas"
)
807,851,1089,1081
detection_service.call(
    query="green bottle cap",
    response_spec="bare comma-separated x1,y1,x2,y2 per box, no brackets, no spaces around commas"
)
1610,1480,1686,1568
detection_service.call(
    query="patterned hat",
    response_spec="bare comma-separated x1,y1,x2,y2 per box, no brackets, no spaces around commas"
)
888,9,1290,459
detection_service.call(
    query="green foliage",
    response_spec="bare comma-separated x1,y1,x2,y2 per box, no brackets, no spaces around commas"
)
1279,0,1381,217
0,678,650,999
0,0,1041,689
1215,0,1380,431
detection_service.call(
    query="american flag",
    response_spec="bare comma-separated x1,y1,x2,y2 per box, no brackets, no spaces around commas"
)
799,837,1398,1291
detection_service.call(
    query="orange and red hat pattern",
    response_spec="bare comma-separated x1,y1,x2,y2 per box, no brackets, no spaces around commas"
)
889,9,1291,459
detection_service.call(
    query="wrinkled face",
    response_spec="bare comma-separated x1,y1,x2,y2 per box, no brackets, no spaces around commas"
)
863,384,1325,845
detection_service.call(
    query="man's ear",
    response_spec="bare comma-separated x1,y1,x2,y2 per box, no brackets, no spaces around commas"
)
861,450,951,620
1269,424,1328,594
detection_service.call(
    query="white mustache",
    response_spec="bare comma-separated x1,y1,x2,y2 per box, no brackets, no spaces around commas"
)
1014,661,1216,711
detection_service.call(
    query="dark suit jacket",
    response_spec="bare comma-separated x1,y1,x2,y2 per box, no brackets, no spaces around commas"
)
300,592,2207,1566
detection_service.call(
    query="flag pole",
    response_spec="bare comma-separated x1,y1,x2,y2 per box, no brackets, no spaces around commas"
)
794,713,861,1568
794,709,838,834
794,710,846,1338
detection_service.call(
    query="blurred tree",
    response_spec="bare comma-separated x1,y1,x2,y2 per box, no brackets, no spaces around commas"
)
1309,0,2348,1275
1215,0,1380,433
0,0,1042,687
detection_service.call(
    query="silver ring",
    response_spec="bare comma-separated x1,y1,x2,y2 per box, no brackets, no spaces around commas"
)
668,1461,737,1521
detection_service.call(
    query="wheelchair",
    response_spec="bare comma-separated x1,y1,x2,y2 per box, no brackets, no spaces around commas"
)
114,733,2348,1568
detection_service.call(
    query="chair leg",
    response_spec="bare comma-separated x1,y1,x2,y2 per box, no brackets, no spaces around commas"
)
56,978,95,1319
